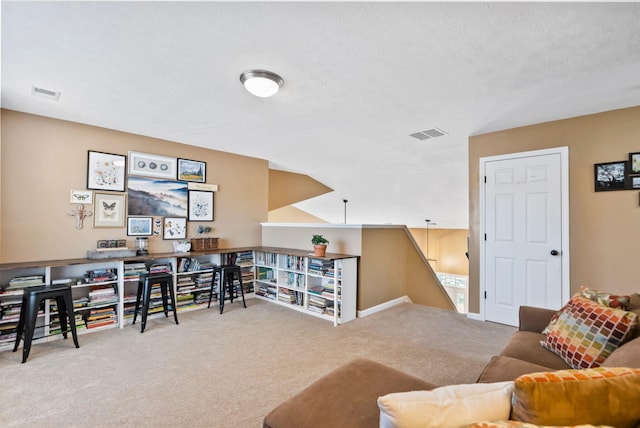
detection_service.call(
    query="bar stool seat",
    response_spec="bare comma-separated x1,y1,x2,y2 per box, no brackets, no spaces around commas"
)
13,283,79,363
132,273,179,333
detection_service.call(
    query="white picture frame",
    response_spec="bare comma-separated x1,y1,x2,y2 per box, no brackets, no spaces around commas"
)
128,151,177,179
70,189,93,204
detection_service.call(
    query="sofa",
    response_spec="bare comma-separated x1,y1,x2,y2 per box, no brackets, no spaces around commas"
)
263,292,640,428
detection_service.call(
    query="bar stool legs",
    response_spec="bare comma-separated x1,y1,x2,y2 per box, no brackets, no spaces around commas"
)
13,284,79,363
132,273,179,333
218,266,247,314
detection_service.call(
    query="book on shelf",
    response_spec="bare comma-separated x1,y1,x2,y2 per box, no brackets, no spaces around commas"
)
8,275,45,290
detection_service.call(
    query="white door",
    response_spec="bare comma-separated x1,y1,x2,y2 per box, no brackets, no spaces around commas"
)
481,148,569,326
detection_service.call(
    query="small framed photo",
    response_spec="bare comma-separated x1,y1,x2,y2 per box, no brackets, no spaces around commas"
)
127,216,153,236
128,151,177,179
87,151,126,192
94,192,126,228
188,190,214,221
629,152,640,174
178,158,206,183
70,189,93,204
594,161,628,192
631,176,640,189
163,217,187,240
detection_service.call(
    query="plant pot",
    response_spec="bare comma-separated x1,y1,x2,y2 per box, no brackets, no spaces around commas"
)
313,244,327,257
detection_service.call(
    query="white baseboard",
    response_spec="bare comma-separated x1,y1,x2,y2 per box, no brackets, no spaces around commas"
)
466,312,483,321
358,295,412,318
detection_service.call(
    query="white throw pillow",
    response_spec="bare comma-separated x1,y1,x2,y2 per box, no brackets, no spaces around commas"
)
377,381,514,428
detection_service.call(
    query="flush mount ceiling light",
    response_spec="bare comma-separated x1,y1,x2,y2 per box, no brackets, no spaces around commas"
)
239,70,284,98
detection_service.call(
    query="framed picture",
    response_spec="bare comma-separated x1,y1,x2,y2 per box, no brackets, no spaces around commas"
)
188,190,214,221
70,189,93,204
631,176,640,189
629,152,640,174
178,158,206,183
163,217,187,240
127,216,153,236
128,151,177,179
94,192,126,228
127,176,188,216
594,161,628,192
87,151,126,192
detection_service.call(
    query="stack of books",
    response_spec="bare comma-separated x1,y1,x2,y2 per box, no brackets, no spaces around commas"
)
7,275,45,290
149,263,172,274
84,268,117,283
86,307,117,329
277,288,303,306
88,286,118,307
308,294,333,316
124,262,147,280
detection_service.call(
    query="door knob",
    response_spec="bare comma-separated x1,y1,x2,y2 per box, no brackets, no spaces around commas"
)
550,250,560,256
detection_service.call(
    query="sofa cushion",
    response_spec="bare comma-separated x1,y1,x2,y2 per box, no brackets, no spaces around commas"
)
476,356,556,383
511,367,640,427
602,336,640,368
540,295,637,369
500,331,571,370
262,358,435,428
378,381,513,428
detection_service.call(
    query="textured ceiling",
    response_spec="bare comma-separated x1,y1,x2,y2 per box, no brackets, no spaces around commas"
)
2,2,640,228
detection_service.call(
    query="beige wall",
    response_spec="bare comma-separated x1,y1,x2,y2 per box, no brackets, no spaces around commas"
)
360,227,454,311
1,109,268,262
268,206,329,224
268,169,332,211
468,106,640,313
409,228,469,276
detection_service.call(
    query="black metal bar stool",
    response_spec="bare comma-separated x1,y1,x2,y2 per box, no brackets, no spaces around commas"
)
13,284,79,363
132,273,179,333
218,265,247,314
207,266,222,309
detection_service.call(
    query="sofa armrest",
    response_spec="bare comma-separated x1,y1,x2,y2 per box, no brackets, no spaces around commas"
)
519,306,557,333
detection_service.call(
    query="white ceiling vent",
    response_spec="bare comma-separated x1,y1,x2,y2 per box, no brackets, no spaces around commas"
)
31,86,61,101
409,128,447,141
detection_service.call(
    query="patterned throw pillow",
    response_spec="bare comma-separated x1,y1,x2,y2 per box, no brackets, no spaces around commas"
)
542,287,632,334
579,286,631,310
540,295,637,369
511,367,640,427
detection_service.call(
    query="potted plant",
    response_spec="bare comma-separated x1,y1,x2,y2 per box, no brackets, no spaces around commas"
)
311,234,329,257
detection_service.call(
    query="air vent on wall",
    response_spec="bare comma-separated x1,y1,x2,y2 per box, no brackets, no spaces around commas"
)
31,86,61,101
409,128,447,141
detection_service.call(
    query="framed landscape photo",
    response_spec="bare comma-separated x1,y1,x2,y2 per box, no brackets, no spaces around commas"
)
594,161,628,192
163,217,187,240
629,152,640,174
128,151,177,179
178,158,206,183
127,216,153,236
87,151,126,192
127,176,188,217
188,190,214,221
94,192,126,228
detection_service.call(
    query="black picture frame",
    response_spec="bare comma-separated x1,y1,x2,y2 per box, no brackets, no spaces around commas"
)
127,216,153,236
163,217,187,240
188,190,214,221
629,152,640,175
178,158,206,183
87,150,126,192
594,161,628,192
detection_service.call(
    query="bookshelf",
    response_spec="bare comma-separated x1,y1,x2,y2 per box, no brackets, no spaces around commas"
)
254,250,357,326
0,247,358,352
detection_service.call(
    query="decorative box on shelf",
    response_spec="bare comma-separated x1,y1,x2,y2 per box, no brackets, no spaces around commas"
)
190,237,219,252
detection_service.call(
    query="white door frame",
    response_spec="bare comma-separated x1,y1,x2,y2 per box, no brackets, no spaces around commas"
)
478,147,570,322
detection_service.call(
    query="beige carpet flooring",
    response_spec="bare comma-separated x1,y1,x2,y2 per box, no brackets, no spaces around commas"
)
0,299,515,427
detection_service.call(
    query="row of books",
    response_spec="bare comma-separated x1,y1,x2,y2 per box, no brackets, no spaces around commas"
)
279,272,305,289
255,251,278,267
149,263,172,274
256,267,276,282
256,283,277,300
177,257,215,273
7,275,45,290
277,288,304,306
281,255,305,272
124,262,148,280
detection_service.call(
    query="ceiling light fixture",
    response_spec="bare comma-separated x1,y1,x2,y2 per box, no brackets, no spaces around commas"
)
239,70,284,98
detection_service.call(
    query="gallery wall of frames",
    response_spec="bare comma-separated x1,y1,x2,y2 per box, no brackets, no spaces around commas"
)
79,150,215,246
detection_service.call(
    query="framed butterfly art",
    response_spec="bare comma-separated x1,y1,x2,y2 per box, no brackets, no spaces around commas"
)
94,192,126,228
